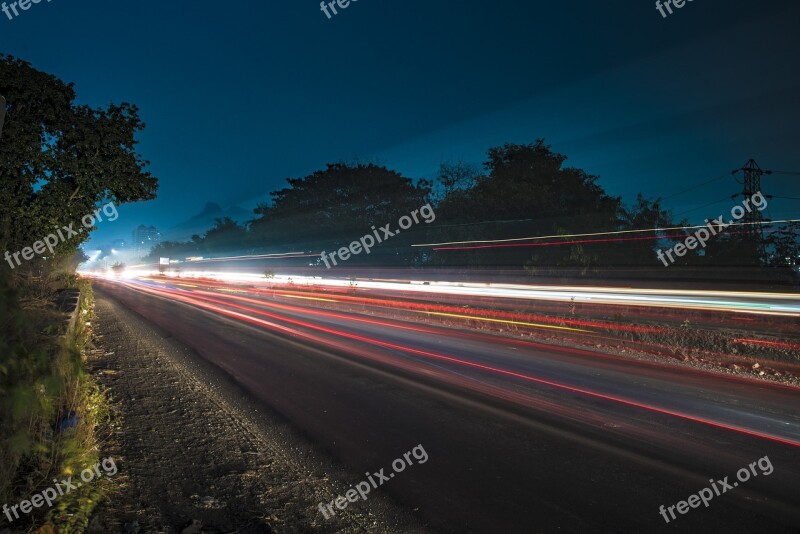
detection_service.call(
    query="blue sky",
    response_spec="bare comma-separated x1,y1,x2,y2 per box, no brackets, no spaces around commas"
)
2,0,799,244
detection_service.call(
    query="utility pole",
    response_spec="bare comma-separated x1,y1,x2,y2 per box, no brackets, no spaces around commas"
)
731,159,772,259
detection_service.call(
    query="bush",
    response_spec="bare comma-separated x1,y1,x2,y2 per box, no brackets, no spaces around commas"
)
0,274,112,531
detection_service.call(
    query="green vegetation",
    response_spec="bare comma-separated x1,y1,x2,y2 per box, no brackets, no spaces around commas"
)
1,276,113,532
1,55,158,531
0,55,157,258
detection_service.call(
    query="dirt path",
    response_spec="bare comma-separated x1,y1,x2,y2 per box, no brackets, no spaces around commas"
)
86,292,422,533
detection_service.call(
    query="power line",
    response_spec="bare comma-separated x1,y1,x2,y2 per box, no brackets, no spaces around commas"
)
673,198,732,218
660,172,729,201
411,219,800,247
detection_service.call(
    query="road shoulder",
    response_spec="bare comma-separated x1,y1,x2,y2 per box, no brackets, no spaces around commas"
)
86,290,423,533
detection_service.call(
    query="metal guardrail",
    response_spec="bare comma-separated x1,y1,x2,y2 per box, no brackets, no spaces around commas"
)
53,288,81,334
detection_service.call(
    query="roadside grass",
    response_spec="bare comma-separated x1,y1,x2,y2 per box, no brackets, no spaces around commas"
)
1,273,114,532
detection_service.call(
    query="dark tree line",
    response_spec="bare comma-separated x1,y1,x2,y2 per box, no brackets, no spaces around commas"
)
148,140,798,274
150,140,689,270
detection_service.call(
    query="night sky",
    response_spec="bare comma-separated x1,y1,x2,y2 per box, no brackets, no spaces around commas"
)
2,0,799,245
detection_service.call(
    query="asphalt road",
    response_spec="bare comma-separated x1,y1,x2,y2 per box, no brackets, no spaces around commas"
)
93,278,800,533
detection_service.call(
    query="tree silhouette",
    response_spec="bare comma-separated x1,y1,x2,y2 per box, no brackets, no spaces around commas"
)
0,55,157,272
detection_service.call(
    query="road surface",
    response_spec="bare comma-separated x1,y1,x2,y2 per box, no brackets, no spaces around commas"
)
91,275,800,533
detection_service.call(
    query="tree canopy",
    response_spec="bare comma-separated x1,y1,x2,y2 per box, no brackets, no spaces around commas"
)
141,138,796,275
0,55,158,265
249,162,431,249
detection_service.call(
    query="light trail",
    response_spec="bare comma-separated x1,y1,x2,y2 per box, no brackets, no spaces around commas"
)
150,280,775,374
185,251,315,262
403,309,593,333
95,275,800,448
431,232,753,251
282,294,338,303
253,286,658,333
734,338,800,351
83,269,800,317
411,218,800,247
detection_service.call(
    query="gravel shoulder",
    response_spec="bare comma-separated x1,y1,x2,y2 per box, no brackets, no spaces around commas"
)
87,290,426,533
